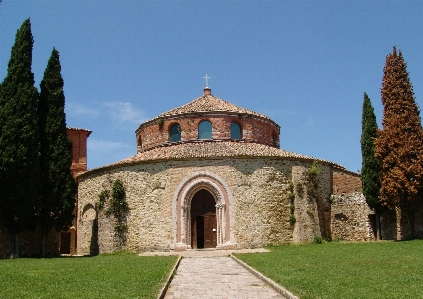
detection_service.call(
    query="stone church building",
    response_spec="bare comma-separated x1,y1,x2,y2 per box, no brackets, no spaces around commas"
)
76,87,377,255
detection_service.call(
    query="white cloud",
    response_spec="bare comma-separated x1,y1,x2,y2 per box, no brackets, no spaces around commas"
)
104,101,146,126
66,101,100,117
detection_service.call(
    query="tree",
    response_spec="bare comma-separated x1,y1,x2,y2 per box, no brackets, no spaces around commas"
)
37,48,76,257
0,19,40,258
374,47,423,238
361,93,382,239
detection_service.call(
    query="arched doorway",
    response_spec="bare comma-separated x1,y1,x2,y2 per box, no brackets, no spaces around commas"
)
191,189,217,249
173,171,237,251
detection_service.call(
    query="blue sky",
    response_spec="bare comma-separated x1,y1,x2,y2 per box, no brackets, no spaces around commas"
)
1,1,422,172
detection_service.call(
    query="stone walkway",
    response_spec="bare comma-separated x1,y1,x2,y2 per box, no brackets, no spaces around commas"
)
164,256,284,299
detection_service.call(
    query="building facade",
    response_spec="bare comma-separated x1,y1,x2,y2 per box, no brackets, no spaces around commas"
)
76,88,375,254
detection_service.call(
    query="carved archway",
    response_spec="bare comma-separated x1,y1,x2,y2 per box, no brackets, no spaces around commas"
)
172,171,236,251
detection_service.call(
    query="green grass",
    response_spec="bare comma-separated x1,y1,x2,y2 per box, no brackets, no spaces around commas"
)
235,240,423,299
0,253,178,299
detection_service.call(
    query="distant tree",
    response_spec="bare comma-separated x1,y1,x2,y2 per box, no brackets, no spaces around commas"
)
374,47,423,238
0,19,40,258
37,48,76,257
361,92,382,239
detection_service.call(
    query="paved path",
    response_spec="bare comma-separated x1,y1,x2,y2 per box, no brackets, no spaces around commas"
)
164,256,284,299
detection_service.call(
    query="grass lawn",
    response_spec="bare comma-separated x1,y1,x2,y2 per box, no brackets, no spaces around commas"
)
0,253,178,299
235,240,423,299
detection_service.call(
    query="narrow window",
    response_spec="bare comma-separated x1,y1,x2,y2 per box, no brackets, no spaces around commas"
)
272,131,279,147
198,120,212,140
169,123,181,142
230,122,242,140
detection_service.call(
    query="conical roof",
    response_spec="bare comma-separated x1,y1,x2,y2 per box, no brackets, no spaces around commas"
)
147,93,271,123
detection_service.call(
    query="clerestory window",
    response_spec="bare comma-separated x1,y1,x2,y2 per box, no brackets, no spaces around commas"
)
230,122,242,140
169,123,181,142
198,120,212,140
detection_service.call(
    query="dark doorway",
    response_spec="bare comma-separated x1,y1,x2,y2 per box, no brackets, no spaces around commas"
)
60,232,71,254
191,189,217,249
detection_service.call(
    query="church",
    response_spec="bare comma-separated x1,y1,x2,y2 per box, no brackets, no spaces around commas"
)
76,86,377,255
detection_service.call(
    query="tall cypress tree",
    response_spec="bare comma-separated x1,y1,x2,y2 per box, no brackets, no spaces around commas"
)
0,19,40,258
37,48,76,257
374,47,423,238
361,92,381,239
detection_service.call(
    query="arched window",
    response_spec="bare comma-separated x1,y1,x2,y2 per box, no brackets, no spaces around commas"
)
272,131,279,147
169,123,181,142
198,120,212,139
230,122,242,140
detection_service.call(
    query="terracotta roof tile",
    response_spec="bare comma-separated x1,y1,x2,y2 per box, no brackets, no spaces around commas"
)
147,94,270,122
79,141,344,177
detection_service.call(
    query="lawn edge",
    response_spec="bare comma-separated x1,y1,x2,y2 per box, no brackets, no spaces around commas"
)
157,255,182,299
230,254,299,299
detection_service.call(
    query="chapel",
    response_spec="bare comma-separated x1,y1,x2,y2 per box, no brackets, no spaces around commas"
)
76,87,376,254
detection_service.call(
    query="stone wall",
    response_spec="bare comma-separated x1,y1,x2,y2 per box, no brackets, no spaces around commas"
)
330,169,374,241
136,114,280,152
331,193,374,241
77,157,337,254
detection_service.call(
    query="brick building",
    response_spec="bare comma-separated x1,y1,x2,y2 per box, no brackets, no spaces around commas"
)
61,128,91,255
76,88,377,254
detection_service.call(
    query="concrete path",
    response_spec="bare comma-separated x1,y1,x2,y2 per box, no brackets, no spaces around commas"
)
164,256,284,299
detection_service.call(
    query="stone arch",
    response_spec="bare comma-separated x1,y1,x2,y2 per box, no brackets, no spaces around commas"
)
82,204,96,221
172,171,236,250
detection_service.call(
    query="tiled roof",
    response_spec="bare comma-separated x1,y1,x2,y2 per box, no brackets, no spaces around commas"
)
147,94,271,122
67,127,92,133
78,141,344,177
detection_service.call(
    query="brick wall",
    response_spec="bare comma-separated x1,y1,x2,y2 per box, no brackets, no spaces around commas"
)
332,168,362,195
67,128,91,178
136,114,280,152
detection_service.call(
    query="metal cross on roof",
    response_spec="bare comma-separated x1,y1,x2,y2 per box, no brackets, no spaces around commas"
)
203,74,210,88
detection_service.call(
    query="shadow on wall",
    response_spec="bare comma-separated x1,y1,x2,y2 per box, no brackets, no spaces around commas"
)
90,217,99,255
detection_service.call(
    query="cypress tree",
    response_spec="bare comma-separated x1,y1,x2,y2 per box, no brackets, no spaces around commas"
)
361,92,382,239
37,48,76,257
0,19,40,258
374,47,423,238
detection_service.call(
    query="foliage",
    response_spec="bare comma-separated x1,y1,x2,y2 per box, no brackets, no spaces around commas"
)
236,240,423,299
288,181,294,193
108,179,128,219
306,161,319,197
289,214,296,225
97,180,128,239
313,235,323,244
374,47,423,212
157,117,164,129
361,93,381,211
37,48,76,256
296,183,304,197
95,190,110,211
0,19,40,257
0,253,178,299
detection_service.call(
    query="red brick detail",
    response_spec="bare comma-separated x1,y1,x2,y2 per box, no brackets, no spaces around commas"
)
136,114,280,152
332,169,362,195
67,128,91,178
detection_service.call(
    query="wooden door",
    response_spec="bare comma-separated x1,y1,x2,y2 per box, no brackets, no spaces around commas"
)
60,232,71,254
203,213,217,248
